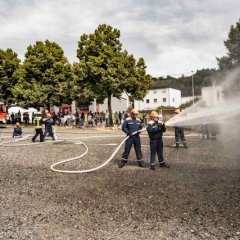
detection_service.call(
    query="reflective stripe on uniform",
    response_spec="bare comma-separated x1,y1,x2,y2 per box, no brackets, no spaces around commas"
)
34,117,42,129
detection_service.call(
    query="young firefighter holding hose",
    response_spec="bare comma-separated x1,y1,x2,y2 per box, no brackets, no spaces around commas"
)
119,109,144,168
147,111,169,170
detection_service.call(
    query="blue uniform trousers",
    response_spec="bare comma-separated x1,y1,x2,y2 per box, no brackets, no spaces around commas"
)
150,138,165,166
44,127,55,140
175,127,186,144
32,129,44,142
121,135,143,163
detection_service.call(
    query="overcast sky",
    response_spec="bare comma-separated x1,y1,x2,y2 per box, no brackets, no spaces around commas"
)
0,0,239,77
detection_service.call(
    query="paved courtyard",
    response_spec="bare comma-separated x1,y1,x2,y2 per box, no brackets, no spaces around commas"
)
0,126,239,239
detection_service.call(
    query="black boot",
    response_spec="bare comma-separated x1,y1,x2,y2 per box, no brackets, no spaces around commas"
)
160,162,170,168
138,161,144,168
118,161,125,168
150,165,155,170
176,143,179,148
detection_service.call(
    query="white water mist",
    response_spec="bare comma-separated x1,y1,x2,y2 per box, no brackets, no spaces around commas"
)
165,68,240,167
165,68,240,128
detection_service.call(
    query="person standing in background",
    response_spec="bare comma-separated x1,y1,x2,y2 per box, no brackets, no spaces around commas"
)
174,109,187,148
32,112,44,142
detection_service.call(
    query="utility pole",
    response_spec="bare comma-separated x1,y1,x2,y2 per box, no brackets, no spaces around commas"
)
191,70,195,112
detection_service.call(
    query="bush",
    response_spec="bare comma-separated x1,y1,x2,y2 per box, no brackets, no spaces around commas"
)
180,97,200,109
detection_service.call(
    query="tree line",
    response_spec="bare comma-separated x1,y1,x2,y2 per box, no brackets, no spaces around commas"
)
1,19,240,123
0,24,153,126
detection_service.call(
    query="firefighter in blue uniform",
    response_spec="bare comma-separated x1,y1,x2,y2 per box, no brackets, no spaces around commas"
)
119,109,144,168
43,113,55,140
147,111,169,170
32,112,44,142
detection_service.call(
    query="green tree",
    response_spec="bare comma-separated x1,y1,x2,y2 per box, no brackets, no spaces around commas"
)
124,56,153,102
13,40,72,109
217,19,240,95
0,48,21,103
179,97,200,109
72,60,100,108
217,20,240,70
75,24,153,126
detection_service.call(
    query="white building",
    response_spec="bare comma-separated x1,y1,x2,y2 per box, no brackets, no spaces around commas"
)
134,88,181,111
89,92,129,112
201,85,224,106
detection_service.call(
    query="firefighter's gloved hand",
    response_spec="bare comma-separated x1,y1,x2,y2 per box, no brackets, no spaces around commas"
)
158,123,165,130
128,132,133,136
161,123,166,132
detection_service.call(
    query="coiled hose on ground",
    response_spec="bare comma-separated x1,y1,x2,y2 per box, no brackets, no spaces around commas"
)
0,129,146,174
50,129,146,174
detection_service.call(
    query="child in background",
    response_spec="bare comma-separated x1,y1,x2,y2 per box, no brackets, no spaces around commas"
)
13,122,22,138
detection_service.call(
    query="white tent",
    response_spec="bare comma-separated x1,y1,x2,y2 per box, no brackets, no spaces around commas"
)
8,106,28,114
27,107,38,123
28,107,38,113
8,106,28,123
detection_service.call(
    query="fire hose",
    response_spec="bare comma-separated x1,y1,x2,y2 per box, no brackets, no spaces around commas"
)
0,128,146,174
50,128,146,174
0,135,31,146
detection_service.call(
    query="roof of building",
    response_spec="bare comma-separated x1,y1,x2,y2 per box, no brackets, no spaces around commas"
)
150,79,179,90
150,78,201,97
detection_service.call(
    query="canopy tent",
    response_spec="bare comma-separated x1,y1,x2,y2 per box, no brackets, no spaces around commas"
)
8,106,38,123
8,106,28,114
27,107,38,123
28,107,38,113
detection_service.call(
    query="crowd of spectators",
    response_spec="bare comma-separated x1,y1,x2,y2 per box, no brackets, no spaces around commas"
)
53,110,128,128
7,107,152,129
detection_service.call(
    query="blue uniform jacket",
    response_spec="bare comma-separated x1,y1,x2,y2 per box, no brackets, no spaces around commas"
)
44,119,53,130
147,120,166,139
122,117,142,136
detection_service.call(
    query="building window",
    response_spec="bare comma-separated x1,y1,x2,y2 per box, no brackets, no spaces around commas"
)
172,98,175,102
162,90,166,93
146,99,150,104
153,90,157,94
154,99,157,103
163,98,166,102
